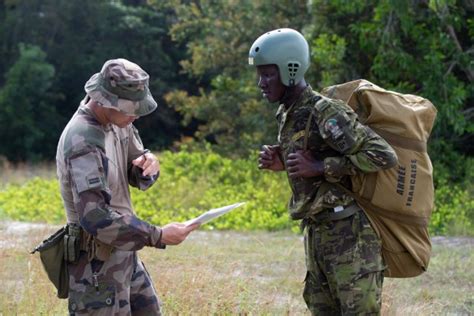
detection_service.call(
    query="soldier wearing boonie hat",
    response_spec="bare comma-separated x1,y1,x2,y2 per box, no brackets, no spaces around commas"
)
55,58,199,315
85,58,157,117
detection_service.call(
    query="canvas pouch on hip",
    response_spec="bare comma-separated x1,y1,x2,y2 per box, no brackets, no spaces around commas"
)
31,226,69,299
64,224,81,264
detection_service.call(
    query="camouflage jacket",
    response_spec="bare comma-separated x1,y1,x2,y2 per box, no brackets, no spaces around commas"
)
56,102,163,251
276,86,397,220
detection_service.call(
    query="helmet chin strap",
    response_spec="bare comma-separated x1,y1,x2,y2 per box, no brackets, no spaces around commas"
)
279,86,293,106
279,79,307,107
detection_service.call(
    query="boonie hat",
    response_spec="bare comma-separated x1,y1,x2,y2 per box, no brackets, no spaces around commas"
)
85,58,157,116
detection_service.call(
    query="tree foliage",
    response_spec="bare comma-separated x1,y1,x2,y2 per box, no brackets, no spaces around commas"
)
161,0,312,156
0,0,472,185
0,0,189,160
163,0,473,179
0,44,60,161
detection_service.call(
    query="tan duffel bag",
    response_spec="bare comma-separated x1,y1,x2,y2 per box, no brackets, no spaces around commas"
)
321,79,437,278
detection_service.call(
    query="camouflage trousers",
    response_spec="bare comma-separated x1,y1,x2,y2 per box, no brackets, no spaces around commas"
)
67,250,161,315
303,209,384,316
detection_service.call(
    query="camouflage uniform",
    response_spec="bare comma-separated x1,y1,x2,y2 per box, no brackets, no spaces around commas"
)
56,59,163,315
276,86,397,315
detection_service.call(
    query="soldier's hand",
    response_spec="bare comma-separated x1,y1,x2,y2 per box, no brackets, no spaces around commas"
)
132,152,160,177
287,150,324,178
258,145,285,171
160,222,200,245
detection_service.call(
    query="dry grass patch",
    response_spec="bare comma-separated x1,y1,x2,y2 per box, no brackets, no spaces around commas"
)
0,222,472,315
0,159,56,188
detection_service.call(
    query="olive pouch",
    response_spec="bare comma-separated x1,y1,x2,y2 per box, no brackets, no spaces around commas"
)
31,226,69,299
64,224,81,264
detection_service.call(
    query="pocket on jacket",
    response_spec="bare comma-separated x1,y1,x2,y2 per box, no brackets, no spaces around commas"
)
68,281,116,313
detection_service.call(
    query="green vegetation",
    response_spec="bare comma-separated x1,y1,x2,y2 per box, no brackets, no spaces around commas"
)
0,149,293,231
0,1,472,164
0,1,471,218
0,2,471,314
0,150,472,235
0,0,189,158
164,0,473,171
0,44,59,161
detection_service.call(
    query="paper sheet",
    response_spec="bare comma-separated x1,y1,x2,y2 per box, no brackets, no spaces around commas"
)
185,202,245,226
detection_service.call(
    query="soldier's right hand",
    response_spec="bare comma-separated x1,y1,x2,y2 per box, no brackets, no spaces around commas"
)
160,222,200,245
258,145,285,171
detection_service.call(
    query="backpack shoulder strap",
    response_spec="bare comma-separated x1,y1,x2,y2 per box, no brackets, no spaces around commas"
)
303,111,314,151
303,94,327,151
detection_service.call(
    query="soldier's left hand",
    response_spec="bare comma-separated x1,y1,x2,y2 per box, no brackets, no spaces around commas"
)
287,150,324,178
132,152,160,177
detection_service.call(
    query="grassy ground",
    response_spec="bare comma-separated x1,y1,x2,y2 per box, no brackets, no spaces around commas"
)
0,222,472,315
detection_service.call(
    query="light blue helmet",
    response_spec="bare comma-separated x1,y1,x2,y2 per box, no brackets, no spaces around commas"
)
249,28,310,86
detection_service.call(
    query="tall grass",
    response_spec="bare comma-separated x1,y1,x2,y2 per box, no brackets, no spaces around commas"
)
0,223,472,315
0,157,56,188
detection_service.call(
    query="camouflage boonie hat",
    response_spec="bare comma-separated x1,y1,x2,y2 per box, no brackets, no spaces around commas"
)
85,58,157,116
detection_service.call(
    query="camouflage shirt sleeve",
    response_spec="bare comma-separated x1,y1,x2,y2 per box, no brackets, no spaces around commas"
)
68,147,164,250
127,124,158,190
314,97,398,181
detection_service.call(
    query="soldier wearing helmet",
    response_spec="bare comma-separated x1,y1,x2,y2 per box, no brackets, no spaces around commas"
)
250,29,397,314
56,58,199,315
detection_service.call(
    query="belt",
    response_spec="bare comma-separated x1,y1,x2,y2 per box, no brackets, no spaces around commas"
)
308,202,361,223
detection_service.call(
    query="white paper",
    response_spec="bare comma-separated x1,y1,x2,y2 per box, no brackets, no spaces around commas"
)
185,202,245,226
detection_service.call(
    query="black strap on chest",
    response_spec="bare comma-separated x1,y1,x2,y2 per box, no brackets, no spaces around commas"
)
303,95,322,151
303,111,314,151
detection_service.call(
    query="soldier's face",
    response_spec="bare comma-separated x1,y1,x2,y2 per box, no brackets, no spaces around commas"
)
105,108,138,128
257,65,286,103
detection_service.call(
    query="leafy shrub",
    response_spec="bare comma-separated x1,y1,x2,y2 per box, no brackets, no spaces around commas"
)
431,184,473,236
0,178,64,223
431,162,474,235
130,149,294,231
0,149,295,231
0,149,472,235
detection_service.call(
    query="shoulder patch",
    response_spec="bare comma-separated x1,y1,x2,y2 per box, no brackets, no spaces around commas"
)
324,118,344,139
314,97,331,112
69,151,107,194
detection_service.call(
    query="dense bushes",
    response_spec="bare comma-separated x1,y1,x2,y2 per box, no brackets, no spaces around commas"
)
0,149,472,235
131,149,293,231
0,149,294,231
0,177,64,223
431,159,474,235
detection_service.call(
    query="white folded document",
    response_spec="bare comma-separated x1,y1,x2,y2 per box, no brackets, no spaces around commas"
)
185,202,246,226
